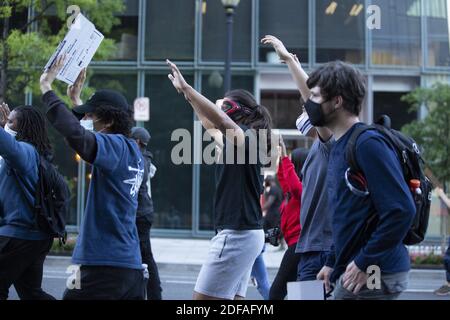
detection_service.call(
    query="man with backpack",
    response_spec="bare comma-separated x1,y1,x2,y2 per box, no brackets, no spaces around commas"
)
312,61,417,300
0,102,58,300
40,57,145,300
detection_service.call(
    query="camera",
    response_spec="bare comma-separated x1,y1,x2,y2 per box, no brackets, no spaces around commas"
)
265,226,281,246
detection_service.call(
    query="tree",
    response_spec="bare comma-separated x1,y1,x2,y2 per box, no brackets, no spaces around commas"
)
401,83,450,191
0,0,125,103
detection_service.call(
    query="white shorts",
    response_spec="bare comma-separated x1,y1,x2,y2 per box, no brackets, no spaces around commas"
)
194,229,265,300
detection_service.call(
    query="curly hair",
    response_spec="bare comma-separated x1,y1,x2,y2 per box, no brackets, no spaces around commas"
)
94,104,134,137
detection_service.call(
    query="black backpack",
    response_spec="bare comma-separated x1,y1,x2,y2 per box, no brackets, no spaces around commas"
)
345,115,433,246
17,155,70,244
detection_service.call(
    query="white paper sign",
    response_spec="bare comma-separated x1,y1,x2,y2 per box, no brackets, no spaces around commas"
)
134,97,150,121
44,13,104,85
287,280,325,300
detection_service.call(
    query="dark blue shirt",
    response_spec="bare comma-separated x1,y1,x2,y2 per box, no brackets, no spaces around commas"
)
0,128,49,240
326,123,415,282
72,133,144,269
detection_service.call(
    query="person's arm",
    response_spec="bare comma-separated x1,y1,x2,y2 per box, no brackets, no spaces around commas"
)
436,187,450,209
261,36,333,142
281,157,303,200
39,56,97,163
352,135,416,271
0,103,36,172
276,140,288,193
318,244,335,293
167,59,244,147
261,35,310,102
261,194,276,213
277,158,288,193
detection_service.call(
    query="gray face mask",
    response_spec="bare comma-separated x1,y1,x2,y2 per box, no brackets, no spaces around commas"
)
4,123,17,137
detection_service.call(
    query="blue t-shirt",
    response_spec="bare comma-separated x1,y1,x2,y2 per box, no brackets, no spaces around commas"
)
72,133,144,269
0,128,49,240
326,123,415,282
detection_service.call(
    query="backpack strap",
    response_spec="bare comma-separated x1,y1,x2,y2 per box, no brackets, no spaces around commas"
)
345,124,373,172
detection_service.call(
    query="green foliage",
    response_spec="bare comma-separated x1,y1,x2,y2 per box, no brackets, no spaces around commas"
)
1,0,125,102
51,235,77,254
410,253,444,266
401,83,450,190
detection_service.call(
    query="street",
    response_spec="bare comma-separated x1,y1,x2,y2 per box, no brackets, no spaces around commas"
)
7,256,450,301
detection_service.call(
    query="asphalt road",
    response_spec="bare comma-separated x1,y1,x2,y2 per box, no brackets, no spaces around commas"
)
6,258,450,301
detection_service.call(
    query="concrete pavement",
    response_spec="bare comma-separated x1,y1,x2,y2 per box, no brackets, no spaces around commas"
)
6,237,449,300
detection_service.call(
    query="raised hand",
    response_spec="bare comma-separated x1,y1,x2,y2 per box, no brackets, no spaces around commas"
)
261,35,292,63
67,68,87,106
0,102,10,128
167,59,191,96
40,54,66,94
279,136,287,158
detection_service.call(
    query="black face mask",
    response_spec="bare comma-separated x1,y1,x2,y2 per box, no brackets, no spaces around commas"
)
304,99,327,127
304,98,337,127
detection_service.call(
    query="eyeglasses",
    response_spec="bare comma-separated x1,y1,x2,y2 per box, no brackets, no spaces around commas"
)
344,168,369,197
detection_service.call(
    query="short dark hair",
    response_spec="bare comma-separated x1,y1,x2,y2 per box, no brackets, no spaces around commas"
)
94,104,133,137
307,61,366,116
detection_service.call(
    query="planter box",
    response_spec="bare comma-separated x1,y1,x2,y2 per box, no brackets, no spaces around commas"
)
411,264,443,270
49,251,72,257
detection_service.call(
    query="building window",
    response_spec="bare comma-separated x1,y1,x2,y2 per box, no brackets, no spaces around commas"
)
198,73,253,231
145,0,195,61
258,0,309,63
425,0,450,67
201,0,252,63
145,73,194,230
371,0,421,66
89,71,138,103
110,0,139,61
316,0,365,64
261,91,303,129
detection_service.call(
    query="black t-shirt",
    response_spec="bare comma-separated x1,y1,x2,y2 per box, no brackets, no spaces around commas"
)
214,125,264,230
263,185,283,231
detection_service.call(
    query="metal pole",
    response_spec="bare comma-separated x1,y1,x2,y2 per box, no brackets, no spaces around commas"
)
224,10,234,94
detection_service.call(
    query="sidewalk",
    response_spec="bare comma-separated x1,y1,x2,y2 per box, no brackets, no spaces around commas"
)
150,237,286,269
46,237,449,295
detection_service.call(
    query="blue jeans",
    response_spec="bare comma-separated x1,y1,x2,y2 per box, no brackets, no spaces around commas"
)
251,246,270,300
445,237,450,282
296,251,329,281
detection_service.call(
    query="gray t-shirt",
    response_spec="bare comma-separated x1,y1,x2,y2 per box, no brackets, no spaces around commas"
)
295,137,334,253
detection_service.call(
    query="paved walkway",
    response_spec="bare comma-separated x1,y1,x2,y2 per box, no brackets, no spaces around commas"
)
150,237,287,268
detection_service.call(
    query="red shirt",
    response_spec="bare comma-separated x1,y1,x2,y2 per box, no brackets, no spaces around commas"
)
277,156,302,247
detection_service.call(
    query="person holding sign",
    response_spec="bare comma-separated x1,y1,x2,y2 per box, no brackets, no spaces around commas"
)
167,59,272,300
39,56,145,300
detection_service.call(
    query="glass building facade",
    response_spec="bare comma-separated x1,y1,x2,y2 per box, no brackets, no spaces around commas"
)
12,0,450,238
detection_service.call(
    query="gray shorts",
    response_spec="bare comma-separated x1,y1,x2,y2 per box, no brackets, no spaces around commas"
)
194,229,265,300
